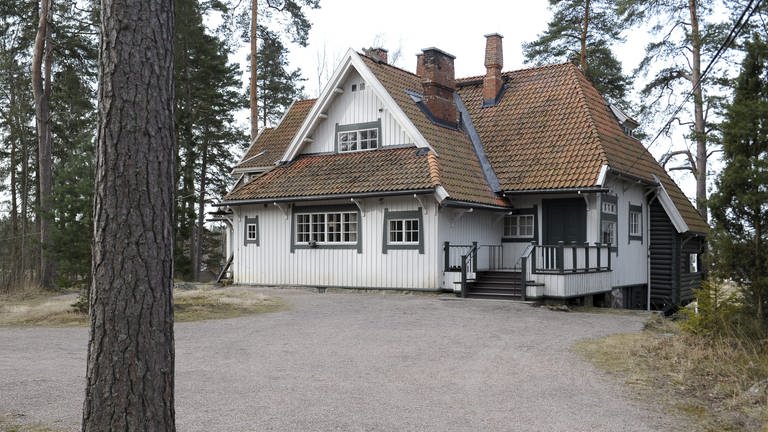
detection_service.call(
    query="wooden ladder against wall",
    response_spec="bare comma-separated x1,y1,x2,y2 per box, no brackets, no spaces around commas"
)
216,254,234,283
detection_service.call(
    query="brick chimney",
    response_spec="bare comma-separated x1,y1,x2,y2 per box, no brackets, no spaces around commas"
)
364,47,388,64
483,33,504,106
418,47,457,125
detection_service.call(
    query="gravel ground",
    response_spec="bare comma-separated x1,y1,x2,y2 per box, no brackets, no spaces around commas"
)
0,287,688,431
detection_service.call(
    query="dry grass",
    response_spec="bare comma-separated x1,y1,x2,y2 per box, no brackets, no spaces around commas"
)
574,315,768,431
0,415,60,432
0,286,285,327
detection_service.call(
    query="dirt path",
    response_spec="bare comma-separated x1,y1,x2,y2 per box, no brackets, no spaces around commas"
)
0,287,688,431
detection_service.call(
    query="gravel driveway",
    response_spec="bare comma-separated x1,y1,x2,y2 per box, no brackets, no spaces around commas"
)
0,287,686,431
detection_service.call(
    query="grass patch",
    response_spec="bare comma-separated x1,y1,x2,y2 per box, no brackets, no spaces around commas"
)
574,314,768,431
0,415,60,432
0,286,285,327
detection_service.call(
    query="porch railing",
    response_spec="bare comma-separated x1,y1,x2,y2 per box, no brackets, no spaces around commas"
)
443,242,504,273
527,242,611,274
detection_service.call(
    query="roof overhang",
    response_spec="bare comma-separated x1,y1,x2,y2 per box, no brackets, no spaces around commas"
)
441,199,511,211
217,188,436,206
652,174,690,234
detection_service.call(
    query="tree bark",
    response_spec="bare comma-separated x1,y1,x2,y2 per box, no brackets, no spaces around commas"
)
580,0,590,71
82,0,176,429
689,0,707,221
31,0,55,289
250,0,258,139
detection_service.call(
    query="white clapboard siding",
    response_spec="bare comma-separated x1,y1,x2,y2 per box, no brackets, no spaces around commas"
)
535,271,613,298
232,197,440,290
303,70,414,154
437,208,504,272
604,177,649,288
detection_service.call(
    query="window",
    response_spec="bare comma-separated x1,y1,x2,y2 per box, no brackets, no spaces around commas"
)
628,204,642,242
382,208,423,253
504,214,534,238
246,224,257,240
389,219,419,244
689,253,699,273
336,120,381,153
601,221,616,246
600,194,618,248
338,128,378,152
295,211,358,244
243,216,259,246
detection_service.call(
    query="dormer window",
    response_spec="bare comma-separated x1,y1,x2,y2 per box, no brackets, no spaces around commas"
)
335,120,381,153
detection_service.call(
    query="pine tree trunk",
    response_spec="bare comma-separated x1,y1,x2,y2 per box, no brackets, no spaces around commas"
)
82,0,176,429
193,142,209,282
688,0,707,221
250,0,258,138
31,0,55,289
580,0,590,71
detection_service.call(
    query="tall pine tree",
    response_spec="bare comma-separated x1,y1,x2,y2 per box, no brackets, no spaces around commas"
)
523,0,630,104
257,28,305,128
709,35,768,327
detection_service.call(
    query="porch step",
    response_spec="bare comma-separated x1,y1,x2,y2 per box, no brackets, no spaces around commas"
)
465,271,524,300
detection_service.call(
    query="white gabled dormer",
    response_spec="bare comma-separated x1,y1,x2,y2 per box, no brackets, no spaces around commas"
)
280,49,435,162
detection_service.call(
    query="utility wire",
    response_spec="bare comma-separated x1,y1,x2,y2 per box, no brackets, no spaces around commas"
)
643,0,762,153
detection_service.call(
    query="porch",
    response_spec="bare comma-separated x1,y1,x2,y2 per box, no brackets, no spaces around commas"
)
443,241,613,300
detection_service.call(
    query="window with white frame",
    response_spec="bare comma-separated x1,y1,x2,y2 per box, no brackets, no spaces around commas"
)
295,211,358,244
601,194,618,248
382,208,423,253
243,216,259,246
689,253,699,273
601,221,616,246
338,128,378,152
628,204,642,241
246,223,257,240
504,214,535,238
388,218,419,244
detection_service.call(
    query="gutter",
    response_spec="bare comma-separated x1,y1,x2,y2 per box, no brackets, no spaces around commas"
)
503,187,608,195
217,189,435,206
441,199,510,211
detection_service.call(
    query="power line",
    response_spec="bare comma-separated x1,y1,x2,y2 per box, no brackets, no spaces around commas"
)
643,0,762,153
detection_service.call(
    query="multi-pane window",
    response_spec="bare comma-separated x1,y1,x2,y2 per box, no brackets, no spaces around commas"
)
602,200,617,215
503,214,534,238
295,211,358,244
629,209,641,237
601,221,616,246
388,219,419,244
338,128,378,152
689,253,699,273
246,223,258,241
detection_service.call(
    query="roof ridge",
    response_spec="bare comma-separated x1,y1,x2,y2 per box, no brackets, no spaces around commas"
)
359,52,421,79
426,151,442,187
567,63,609,170
457,62,573,83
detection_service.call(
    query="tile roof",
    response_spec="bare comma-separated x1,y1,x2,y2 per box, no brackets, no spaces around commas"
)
457,62,707,233
234,99,315,170
224,147,437,201
360,56,505,207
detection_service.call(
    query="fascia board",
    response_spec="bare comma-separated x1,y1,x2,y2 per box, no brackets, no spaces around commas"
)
280,49,357,162
653,174,690,233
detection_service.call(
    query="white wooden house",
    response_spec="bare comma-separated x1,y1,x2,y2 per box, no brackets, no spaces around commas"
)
214,36,708,309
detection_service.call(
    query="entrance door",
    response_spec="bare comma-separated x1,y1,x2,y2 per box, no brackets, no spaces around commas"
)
543,198,586,244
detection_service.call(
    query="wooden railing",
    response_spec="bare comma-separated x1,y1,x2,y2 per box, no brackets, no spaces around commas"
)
443,242,505,273
527,242,611,274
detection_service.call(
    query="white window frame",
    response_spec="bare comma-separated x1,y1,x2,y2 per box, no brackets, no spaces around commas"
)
504,214,535,238
388,218,420,245
338,128,379,152
601,220,617,246
246,223,258,241
629,210,641,237
294,211,358,245
689,253,699,273
602,201,617,215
